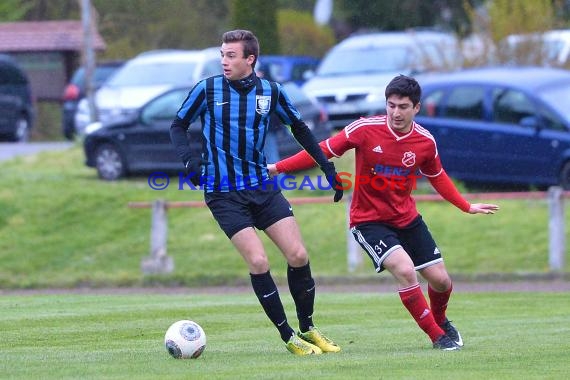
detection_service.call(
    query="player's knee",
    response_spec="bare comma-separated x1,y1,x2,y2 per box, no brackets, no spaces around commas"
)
430,276,452,292
400,267,418,284
388,263,417,285
248,254,270,273
285,247,308,267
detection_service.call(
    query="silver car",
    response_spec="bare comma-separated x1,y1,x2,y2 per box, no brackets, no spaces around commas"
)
303,30,461,130
74,48,222,135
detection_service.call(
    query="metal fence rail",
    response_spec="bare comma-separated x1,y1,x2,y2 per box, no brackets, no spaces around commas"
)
129,188,569,274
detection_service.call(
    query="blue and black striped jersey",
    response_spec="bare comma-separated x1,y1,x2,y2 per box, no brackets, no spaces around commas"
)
173,75,308,192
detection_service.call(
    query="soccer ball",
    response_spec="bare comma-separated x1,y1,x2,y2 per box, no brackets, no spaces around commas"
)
164,320,206,359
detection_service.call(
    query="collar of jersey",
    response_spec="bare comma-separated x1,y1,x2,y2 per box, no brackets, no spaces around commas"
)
227,72,256,92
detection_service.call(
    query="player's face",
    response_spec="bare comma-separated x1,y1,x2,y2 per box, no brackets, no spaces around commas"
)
220,42,254,80
386,95,420,133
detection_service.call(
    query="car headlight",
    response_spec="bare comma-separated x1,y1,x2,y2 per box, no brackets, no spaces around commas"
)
365,91,385,104
100,108,138,124
85,121,103,135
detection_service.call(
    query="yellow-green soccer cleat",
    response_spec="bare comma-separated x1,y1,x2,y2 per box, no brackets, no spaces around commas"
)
298,327,341,353
286,334,323,356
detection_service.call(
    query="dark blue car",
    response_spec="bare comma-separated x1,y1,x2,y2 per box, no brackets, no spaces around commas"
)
415,67,570,189
257,55,320,86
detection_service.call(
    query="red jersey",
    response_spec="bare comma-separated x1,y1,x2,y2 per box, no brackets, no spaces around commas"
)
277,116,470,228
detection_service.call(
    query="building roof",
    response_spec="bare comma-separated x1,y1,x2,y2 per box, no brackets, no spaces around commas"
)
0,20,106,52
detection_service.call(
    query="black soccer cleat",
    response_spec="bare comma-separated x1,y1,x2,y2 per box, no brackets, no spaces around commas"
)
433,334,460,351
440,319,463,347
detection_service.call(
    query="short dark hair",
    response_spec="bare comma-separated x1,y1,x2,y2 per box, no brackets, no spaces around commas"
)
385,75,422,106
222,29,259,68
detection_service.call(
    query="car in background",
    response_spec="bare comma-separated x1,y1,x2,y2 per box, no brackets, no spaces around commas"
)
257,55,320,85
74,48,222,136
83,82,331,180
498,29,570,68
415,67,570,189
0,54,35,142
61,60,125,140
303,30,461,130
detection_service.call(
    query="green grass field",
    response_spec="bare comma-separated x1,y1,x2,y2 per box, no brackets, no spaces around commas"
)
0,145,569,288
1,291,569,379
1,145,569,379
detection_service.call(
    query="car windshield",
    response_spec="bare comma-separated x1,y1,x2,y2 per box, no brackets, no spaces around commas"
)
72,65,121,87
0,62,27,85
317,45,410,76
141,89,190,123
537,83,570,123
281,82,310,104
107,62,198,86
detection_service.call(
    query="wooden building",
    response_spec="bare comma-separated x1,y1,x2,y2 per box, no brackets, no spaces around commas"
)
0,20,106,101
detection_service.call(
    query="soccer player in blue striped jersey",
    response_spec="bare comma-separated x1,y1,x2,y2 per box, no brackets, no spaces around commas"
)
170,30,342,355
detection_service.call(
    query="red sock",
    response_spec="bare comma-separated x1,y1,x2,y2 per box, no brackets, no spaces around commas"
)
428,283,452,326
399,284,445,342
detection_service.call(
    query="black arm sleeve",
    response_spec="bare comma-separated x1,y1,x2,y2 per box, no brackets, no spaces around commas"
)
170,116,192,163
289,120,330,168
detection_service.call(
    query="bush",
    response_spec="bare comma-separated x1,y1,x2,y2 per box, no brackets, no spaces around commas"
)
277,9,336,57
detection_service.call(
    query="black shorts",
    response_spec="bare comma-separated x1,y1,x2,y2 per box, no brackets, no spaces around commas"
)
350,215,442,273
204,187,294,239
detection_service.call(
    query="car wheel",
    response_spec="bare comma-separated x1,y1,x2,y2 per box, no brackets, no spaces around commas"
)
11,116,30,142
560,161,570,190
94,144,126,180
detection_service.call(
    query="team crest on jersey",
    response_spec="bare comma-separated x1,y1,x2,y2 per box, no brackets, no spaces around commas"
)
255,95,271,115
402,151,416,167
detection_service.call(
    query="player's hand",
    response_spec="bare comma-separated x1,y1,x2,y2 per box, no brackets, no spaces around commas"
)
468,203,499,215
184,158,208,186
267,163,278,176
320,161,343,202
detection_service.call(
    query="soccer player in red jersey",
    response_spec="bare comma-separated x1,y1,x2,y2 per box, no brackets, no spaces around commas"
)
269,75,499,350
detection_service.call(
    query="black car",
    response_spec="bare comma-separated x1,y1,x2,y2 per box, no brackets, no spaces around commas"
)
0,54,34,142
62,61,124,140
83,83,331,180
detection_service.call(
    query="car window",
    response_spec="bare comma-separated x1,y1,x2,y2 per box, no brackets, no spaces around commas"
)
544,40,565,63
540,106,567,131
141,90,189,125
93,65,121,85
70,67,85,86
501,33,570,66
0,62,28,85
282,82,310,106
537,83,570,126
444,86,485,120
318,45,411,76
291,63,318,83
492,88,535,124
267,62,286,82
71,65,122,88
107,62,198,86
201,59,223,78
418,89,445,117
416,43,442,70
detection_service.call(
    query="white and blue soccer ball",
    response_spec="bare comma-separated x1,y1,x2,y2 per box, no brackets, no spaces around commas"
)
164,320,206,359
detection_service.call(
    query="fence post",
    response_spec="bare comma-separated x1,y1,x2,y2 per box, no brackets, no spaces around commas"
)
548,186,566,271
346,193,362,272
141,199,174,274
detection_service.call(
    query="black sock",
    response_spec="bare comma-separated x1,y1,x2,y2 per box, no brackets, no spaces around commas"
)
250,271,295,342
287,262,315,333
